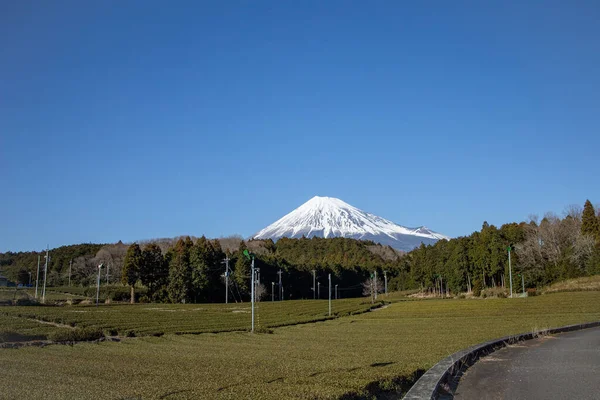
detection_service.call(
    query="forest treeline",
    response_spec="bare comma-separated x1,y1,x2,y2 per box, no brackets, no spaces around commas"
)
2,200,599,302
389,200,600,294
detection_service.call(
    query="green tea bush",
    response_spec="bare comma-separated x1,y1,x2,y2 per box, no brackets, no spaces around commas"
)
14,298,40,306
49,327,104,343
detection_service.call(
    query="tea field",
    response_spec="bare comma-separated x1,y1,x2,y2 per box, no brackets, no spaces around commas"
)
2,291,600,399
0,297,380,338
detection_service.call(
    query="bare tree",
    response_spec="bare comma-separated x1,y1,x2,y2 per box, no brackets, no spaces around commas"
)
362,276,384,303
563,204,583,220
254,283,267,302
518,209,593,282
218,235,244,253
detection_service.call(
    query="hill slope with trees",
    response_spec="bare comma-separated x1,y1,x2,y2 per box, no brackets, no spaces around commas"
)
2,200,598,302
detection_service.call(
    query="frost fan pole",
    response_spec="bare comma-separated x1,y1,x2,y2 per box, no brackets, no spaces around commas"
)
243,250,255,333
42,246,49,304
221,257,230,304
383,270,388,295
96,263,103,307
277,269,283,301
507,245,513,298
35,255,40,299
374,271,378,300
328,274,331,316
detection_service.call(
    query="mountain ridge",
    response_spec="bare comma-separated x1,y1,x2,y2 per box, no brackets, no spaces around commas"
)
253,196,449,251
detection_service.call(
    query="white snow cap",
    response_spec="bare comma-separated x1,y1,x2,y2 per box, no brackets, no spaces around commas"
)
254,196,449,251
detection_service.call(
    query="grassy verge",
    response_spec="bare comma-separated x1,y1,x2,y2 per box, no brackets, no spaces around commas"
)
1,292,599,399
543,275,600,294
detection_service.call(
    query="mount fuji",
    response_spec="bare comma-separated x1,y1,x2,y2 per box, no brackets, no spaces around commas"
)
253,196,449,251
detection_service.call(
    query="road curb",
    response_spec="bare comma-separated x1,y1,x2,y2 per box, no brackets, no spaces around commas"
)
402,320,600,399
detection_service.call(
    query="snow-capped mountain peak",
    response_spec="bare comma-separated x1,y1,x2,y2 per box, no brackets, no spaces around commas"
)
253,196,449,251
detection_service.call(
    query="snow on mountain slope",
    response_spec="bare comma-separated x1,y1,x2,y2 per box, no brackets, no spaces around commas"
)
253,196,449,251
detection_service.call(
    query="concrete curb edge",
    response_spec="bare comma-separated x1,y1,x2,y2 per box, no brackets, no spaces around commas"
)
402,320,600,399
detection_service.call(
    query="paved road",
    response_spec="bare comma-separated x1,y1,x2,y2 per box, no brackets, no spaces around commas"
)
454,326,600,400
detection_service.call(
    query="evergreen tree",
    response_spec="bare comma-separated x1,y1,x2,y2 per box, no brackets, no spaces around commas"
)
207,239,226,301
122,243,142,304
140,243,167,301
581,200,599,240
190,236,210,302
233,242,250,297
167,239,192,303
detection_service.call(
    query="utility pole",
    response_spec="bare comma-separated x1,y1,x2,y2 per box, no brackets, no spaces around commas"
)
508,245,513,298
312,270,316,299
328,274,331,316
42,246,49,304
335,284,338,300
277,269,283,301
252,259,256,329
271,282,274,302
374,271,378,300
255,268,260,301
96,263,103,307
383,270,388,295
243,250,255,333
221,257,230,304
317,281,320,299
69,259,72,287
35,255,40,298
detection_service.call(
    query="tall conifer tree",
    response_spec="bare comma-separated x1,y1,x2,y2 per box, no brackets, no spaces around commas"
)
168,239,192,303
122,243,142,304
581,200,599,240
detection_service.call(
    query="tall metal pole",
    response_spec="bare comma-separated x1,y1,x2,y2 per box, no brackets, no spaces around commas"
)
277,269,283,301
35,255,40,298
508,246,513,298
96,264,103,307
317,281,320,299
271,282,274,302
42,246,49,303
69,259,72,287
328,274,331,316
222,257,230,304
312,270,316,299
384,270,388,295
251,256,255,333
374,271,378,300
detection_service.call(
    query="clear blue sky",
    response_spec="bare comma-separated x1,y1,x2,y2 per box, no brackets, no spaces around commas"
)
2,1,599,252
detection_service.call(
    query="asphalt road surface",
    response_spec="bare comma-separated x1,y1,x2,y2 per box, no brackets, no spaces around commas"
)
454,326,600,400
